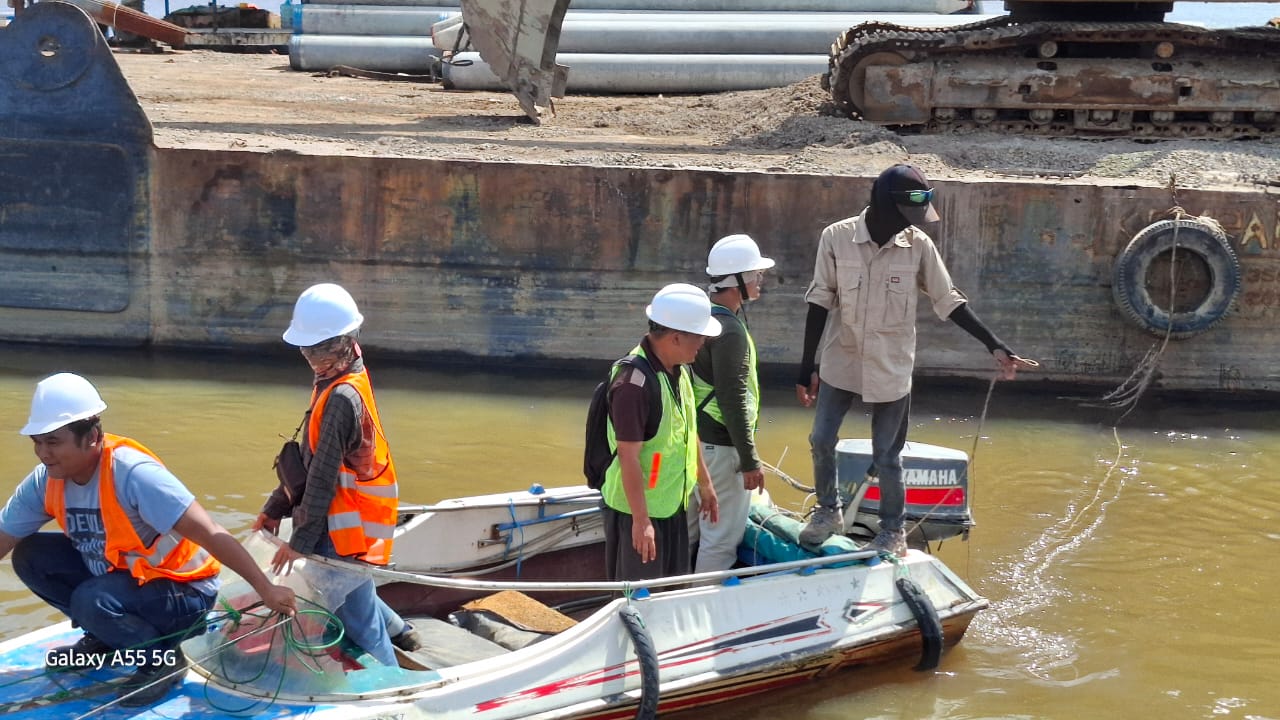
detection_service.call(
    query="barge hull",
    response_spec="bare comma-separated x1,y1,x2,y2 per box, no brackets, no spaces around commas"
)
3,2,1279,393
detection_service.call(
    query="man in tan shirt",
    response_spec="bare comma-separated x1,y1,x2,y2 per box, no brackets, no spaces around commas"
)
795,164,1031,555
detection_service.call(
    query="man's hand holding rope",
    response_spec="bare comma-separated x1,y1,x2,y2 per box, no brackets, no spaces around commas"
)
994,349,1039,380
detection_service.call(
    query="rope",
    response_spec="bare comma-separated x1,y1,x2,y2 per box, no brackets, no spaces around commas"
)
1085,173,1223,421
508,498,525,576
0,602,261,694
760,458,815,495
199,601,343,716
452,514,603,578
847,370,1000,576
765,356,1027,570
50,598,346,719
321,65,441,83
67,606,296,720
441,20,476,67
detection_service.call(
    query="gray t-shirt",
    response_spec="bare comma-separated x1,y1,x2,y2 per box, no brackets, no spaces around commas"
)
0,446,219,594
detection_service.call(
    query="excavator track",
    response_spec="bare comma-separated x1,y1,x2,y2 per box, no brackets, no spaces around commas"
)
824,19,1280,138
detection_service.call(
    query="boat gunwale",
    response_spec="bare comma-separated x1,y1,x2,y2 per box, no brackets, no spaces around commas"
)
190,593,989,705
188,545,986,703
287,530,948,594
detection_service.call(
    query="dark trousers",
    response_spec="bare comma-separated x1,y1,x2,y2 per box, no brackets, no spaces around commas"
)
809,382,912,531
603,505,690,581
12,533,215,663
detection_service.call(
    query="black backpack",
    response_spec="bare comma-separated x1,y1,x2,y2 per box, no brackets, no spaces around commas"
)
583,354,662,489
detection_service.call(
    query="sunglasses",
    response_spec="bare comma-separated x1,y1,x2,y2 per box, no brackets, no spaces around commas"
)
300,337,346,357
892,188,934,206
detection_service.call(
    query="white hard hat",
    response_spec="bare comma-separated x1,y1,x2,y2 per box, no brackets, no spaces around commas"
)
646,283,722,337
706,234,775,276
20,373,107,436
283,283,364,347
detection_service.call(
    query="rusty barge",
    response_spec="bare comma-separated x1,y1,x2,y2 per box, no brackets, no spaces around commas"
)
3,2,1280,394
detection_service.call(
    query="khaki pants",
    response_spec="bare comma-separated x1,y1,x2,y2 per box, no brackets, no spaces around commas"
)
687,443,752,572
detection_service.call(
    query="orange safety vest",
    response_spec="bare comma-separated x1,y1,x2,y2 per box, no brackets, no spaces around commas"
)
308,367,398,565
43,434,221,586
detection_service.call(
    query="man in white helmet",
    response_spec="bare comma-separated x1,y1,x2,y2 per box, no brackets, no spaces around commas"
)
600,283,721,581
687,234,774,572
0,372,297,707
253,282,418,667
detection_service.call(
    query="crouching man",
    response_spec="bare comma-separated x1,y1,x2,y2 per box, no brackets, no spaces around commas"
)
0,373,297,707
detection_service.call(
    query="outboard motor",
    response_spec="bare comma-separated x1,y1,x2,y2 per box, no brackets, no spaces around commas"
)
835,440,972,547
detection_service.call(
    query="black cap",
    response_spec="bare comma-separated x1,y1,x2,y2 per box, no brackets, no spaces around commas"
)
879,164,940,226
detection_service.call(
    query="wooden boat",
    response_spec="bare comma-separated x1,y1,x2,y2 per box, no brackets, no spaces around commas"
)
0,485,987,719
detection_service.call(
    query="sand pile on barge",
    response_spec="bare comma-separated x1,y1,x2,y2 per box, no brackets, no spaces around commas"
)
118,51,1280,190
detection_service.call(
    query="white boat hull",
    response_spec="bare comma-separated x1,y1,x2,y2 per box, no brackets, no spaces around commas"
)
0,485,987,719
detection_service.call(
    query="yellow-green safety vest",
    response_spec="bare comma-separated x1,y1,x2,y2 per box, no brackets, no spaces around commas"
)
601,345,698,519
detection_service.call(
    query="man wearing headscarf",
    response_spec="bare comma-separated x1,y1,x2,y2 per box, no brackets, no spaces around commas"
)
795,164,1031,555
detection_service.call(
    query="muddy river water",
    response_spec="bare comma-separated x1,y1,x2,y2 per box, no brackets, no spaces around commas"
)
0,346,1275,720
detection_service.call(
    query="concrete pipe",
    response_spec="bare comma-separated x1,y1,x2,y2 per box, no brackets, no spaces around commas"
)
299,6,997,40
564,0,974,10
301,0,463,5
296,5,458,35
302,6,989,25
302,0,972,12
544,15,998,54
443,52,829,93
289,34,442,72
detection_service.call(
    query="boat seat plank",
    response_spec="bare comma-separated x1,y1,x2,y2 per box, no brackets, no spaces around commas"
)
397,617,511,670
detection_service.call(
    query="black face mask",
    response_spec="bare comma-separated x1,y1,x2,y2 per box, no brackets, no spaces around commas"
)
866,175,911,246
865,164,933,246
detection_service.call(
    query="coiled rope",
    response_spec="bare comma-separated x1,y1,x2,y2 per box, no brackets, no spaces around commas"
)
0,598,347,719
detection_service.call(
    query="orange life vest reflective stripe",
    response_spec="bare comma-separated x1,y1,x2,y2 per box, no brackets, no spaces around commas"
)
43,434,221,586
308,368,398,565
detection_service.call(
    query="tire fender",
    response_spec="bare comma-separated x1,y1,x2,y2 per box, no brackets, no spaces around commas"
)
619,604,659,720
1112,218,1242,338
896,576,943,672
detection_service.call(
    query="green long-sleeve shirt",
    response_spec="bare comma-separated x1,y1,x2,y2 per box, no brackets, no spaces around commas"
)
690,308,762,473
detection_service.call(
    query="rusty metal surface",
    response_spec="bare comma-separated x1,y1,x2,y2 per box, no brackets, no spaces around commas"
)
62,0,191,48
142,147,1280,393
146,150,862,358
3,2,1280,392
0,1,152,342
828,19,1280,138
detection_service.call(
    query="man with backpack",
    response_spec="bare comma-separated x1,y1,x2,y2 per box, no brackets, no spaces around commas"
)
597,284,722,581
687,235,774,572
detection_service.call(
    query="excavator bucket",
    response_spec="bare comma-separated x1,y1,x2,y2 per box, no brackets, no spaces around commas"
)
455,0,570,123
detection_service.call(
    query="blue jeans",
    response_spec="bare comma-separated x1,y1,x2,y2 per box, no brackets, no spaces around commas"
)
12,533,215,664
313,534,400,666
808,381,911,532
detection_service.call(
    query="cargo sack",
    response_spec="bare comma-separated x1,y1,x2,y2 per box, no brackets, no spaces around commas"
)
583,354,661,490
